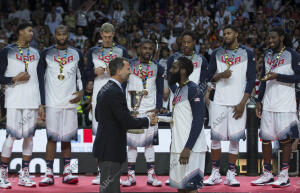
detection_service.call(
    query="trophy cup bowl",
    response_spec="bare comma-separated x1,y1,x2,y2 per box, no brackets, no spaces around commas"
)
128,91,145,134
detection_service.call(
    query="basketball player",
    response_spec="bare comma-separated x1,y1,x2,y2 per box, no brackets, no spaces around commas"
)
167,31,208,91
0,22,40,189
166,31,208,185
121,39,164,187
38,25,86,186
204,25,256,187
252,27,300,188
168,56,207,193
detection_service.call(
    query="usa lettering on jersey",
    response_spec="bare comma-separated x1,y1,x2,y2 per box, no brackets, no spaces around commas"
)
221,55,241,65
16,54,35,62
53,55,74,64
98,54,118,64
132,68,154,78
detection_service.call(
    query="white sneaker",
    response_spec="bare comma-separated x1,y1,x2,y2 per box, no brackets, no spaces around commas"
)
91,171,100,185
0,167,11,189
121,170,136,187
39,168,54,186
203,168,222,186
62,165,79,184
224,170,240,187
147,169,162,187
272,169,290,188
18,168,36,187
165,178,170,185
251,170,274,186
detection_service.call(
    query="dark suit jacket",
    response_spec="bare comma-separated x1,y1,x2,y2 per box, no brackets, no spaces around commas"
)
93,80,149,163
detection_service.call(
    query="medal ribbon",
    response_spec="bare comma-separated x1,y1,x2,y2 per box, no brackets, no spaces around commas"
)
99,43,114,68
17,43,30,72
57,47,68,75
268,46,285,72
224,45,239,68
138,59,151,90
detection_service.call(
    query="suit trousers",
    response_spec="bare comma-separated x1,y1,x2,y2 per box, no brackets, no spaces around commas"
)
99,161,122,193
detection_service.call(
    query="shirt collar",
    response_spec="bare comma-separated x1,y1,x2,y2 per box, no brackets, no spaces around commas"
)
110,78,123,92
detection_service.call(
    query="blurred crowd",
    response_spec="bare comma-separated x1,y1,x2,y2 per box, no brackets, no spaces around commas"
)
0,0,300,127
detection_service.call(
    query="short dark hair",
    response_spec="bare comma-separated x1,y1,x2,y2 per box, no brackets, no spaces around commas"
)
269,27,293,48
177,56,193,77
17,22,33,34
140,39,153,47
109,57,128,76
181,31,195,40
223,25,238,33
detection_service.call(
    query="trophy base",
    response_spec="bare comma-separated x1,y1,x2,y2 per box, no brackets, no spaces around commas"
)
127,129,145,134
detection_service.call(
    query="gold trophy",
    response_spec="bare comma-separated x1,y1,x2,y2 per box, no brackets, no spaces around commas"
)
128,90,145,134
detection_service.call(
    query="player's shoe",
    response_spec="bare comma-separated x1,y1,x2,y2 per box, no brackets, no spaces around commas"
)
251,170,274,186
147,168,162,187
62,164,79,184
18,168,36,187
272,169,290,188
203,168,222,186
0,167,11,189
91,171,100,185
39,168,54,186
121,170,136,186
224,170,240,187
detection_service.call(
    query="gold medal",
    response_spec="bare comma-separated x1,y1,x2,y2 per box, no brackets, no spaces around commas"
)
56,47,68,81
261,71,271,81
143,89,148,96
58,73,65,80
262,46,286,81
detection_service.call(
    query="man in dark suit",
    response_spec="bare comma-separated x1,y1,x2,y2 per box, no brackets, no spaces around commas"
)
93,57,158,193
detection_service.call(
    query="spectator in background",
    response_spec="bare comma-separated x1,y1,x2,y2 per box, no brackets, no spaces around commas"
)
64,8,77,33
17,2,31,22
72,26,88,49
45,7,62,35
112,0,126,25
215,2,232,29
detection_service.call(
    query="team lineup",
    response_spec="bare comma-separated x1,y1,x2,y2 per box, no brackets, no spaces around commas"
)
0,21,299,193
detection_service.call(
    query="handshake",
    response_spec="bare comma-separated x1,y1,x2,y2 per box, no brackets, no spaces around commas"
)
148,113,158,126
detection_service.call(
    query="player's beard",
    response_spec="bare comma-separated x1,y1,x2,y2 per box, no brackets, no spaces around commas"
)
271,41,281,52
224,38,234,48
57,40,68,47
168,70,180,86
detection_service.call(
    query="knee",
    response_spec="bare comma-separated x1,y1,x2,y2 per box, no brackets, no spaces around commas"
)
279,137,291,148
144,146,155,162
127,147,137,162
262,140,271,145
229,141,239,154
22,137,33,156
1,136,15,157
211,140,221,150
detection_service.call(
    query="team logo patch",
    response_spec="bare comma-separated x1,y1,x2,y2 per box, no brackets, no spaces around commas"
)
194,98,201,102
